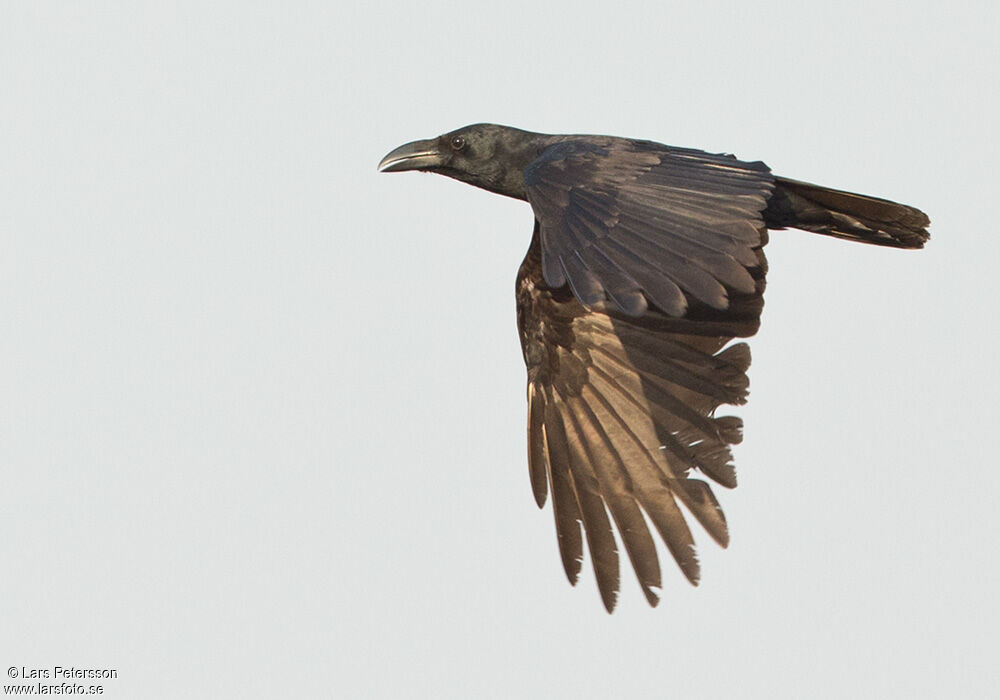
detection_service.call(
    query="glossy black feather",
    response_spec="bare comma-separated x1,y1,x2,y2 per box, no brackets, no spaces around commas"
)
380,123,930,611
525,139,774,316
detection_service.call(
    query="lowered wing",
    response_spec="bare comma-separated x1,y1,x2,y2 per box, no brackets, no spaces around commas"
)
517,138,772,609
517,220,767,610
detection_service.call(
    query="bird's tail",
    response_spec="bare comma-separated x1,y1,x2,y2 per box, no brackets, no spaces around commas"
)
763,176,930,249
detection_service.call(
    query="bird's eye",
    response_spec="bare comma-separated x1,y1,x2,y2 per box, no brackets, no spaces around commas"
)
450,136,466,151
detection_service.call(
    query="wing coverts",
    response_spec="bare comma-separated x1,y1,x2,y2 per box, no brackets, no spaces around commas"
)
525,139,774,318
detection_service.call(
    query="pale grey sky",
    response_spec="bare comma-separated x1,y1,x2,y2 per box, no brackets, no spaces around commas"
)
3,2,998,698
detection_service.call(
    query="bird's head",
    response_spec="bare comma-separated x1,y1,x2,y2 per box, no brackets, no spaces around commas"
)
378,124,545,200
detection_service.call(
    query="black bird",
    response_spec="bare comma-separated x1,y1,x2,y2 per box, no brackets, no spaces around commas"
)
379,124,929,612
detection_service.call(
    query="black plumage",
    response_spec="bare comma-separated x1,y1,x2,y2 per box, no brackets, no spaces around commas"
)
379,124,929,611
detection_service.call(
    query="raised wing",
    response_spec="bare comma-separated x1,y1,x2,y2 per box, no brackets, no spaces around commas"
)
524,139,773,317
517,225,767,611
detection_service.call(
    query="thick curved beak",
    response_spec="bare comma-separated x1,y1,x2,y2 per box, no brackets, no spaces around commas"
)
377,138,443,173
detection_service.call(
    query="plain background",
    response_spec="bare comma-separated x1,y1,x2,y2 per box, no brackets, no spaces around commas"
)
3,2,998,698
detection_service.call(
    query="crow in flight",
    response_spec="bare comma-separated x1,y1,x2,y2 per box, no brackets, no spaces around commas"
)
378,124,929,611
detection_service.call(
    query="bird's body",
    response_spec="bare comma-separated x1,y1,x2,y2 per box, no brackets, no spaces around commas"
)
379,124,929,611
